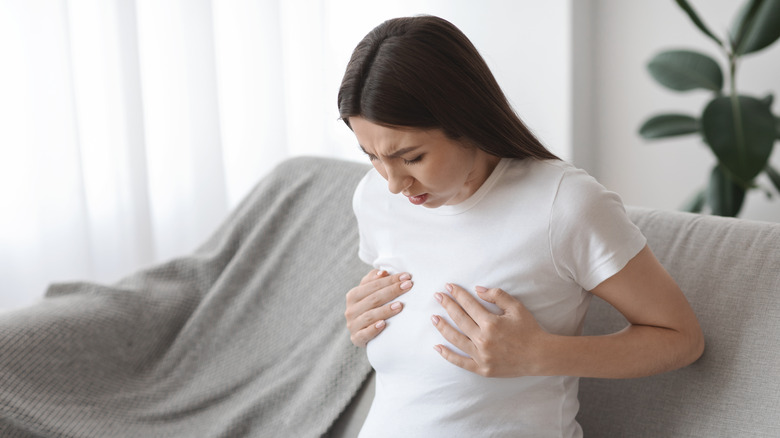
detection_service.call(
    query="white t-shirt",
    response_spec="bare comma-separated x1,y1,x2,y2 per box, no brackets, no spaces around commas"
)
352,158,647,438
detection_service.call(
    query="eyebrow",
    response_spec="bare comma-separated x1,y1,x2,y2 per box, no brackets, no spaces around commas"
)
360,145,422,159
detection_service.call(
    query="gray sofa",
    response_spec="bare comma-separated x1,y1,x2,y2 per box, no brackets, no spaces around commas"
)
2,157,779,437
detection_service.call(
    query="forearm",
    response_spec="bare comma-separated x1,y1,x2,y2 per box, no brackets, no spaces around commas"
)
538,323,704,379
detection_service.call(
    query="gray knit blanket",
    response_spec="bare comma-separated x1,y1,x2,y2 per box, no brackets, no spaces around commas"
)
0,157,373,437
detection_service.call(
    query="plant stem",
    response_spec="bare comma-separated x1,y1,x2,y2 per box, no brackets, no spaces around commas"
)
729,53,747,182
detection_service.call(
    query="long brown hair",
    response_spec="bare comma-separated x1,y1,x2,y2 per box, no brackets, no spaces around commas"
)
337,15,558,161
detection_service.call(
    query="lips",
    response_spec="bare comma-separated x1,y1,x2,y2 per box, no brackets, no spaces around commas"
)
407,193,429,205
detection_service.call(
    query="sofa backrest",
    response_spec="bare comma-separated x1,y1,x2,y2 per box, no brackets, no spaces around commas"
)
577,207,780,437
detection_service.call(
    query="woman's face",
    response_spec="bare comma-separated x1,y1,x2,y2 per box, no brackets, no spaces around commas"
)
350,116,500,208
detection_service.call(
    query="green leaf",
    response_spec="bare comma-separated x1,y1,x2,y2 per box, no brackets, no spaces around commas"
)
731,0,780,55
681,188,706,213
731,0,766,52
675,0,724,47
647,50,723,92
707,165,746,216
639,114,699,139
701,95,775,182
776,116,780,139
760,93,774,108
767,165,780,193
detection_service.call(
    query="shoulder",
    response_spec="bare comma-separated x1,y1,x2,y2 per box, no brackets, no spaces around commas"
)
489,159,585,208
497,158,623,223
491,158,568,192
530,160,624,219
527,159,598,194
542,162,647,288
553,163,614,221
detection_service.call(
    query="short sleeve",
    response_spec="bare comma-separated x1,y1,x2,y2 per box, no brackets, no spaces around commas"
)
352,170,378,265
549,167,647,291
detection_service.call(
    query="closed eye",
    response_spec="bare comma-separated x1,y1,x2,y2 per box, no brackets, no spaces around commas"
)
403,155,423,165
359,145,379,162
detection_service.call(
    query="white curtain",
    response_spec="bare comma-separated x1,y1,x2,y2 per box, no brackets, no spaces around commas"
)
0,0,373,311
0,0,570,311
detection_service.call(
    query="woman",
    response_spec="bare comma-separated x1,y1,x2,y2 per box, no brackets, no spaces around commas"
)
339,15,704,437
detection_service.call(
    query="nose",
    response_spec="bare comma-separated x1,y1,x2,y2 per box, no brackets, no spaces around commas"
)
385,166,412,195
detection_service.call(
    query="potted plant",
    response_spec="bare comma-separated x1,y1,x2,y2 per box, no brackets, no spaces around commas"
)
639,0,780,216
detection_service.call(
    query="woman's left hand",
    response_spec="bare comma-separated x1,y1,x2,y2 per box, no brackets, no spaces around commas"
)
431,284,549,378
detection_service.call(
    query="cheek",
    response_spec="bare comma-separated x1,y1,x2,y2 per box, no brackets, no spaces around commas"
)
428,162,458,184
428,161,468,191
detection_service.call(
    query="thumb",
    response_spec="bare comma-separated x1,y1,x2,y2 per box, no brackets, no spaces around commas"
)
475,286,522,311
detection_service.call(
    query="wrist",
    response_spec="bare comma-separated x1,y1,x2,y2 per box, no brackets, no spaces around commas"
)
526,331,561,376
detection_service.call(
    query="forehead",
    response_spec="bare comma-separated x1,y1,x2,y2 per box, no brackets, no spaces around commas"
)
350,117,441,154
351,117,419,143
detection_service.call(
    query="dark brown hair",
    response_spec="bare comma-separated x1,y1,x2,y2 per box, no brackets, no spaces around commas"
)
337,15,558,161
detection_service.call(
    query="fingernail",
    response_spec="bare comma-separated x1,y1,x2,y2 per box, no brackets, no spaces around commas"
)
399,273,411,281
400,280,413,290
375,320,385,329
376,270,385,277
433,345,442,354
475,286,488,293
445,283,453,293
390,302,402,310
434,293,443,303
431,315,440,325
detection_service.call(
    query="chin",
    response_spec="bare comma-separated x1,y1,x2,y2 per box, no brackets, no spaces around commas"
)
425,198,449,209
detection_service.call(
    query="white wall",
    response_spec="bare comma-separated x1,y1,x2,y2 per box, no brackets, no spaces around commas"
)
584,0,780,221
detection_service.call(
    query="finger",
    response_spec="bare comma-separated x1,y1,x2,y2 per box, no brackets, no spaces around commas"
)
435,292,479,337
435,287,480,336
359,268,388,285
349,272,412,304
445,283,494,324
430,313,477,357
475,286,521,313
351,318,389,348
347,300,404,335
355,277,412,314
432,344,478,374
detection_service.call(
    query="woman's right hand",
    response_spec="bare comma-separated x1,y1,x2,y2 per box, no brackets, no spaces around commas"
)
345,269,413,347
